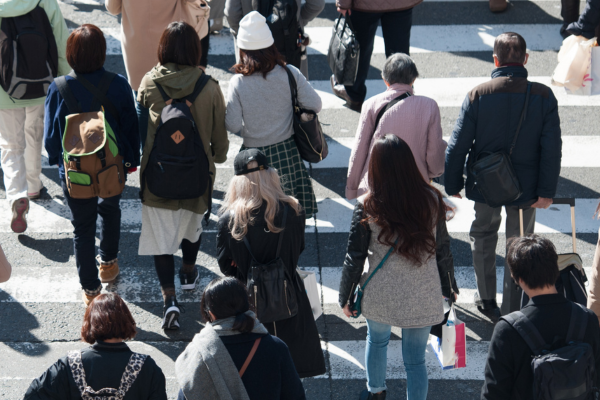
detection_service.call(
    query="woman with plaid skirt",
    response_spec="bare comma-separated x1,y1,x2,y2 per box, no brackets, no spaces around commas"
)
225,12,321,218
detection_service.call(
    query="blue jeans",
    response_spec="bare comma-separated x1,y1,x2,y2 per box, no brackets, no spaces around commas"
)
365,319,431,400
133,90,149,150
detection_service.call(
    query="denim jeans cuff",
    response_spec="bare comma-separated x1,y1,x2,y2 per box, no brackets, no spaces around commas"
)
366,384,387,394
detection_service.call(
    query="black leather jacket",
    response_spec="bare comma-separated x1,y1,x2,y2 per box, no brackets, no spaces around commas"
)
338,202,459,308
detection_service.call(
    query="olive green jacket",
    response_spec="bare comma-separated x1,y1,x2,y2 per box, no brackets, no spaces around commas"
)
137,63,229,214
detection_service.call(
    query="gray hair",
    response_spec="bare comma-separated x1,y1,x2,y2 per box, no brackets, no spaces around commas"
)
381,53,419,85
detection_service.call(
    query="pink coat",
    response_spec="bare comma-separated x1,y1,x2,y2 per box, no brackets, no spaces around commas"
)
345,83,447,199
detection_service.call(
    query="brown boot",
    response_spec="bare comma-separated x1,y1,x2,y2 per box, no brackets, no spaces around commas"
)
489,0,507,13
82,286,102,307
97,256,120,283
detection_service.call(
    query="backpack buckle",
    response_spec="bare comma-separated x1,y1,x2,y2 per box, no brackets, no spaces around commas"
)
96,149,107,168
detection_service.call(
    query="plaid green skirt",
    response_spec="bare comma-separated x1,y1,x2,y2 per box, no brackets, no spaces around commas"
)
241,137,317,218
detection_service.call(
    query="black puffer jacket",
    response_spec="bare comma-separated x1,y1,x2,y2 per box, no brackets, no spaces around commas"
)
216,202,326,378
567,0,600,38
338,202,459,309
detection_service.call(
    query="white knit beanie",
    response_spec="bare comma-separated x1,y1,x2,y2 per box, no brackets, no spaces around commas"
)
237,11,274,51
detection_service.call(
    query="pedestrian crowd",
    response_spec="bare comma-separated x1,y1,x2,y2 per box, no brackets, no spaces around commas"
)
1,0,600,399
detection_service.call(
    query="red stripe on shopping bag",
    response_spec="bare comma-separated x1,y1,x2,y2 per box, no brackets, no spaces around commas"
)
454,322,467,369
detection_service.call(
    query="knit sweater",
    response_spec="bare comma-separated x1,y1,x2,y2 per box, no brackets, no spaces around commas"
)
225,64,322,147
345,83,447,199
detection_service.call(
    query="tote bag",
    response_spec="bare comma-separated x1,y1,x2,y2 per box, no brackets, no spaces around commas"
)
430,306,467,370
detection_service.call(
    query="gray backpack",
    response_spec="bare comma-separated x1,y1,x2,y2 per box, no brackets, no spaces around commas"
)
502,303,598,400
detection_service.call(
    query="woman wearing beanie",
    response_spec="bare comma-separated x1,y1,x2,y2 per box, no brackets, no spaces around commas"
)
225,11,322,219
216,149,326,378
175,277,306,400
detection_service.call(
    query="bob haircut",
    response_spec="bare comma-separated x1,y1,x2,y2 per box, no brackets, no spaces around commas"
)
507,235,560,290
232,44,286,79
81,293,137,344
66,24,106,74
158,21,202,67
201,277,255,333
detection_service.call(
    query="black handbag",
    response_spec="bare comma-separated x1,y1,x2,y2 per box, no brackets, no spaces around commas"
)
283,65,328,163
245,205,299,323
469,83,531,208
327,14,360,86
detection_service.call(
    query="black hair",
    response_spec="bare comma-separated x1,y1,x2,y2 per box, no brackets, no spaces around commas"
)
200,277,255,333
493,32,527,65
506,234,559,290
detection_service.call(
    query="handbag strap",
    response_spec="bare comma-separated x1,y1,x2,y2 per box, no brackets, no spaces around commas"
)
508,82,532,156
239,337,262,378
361,239,398,291
283,65,300,113
242,204,289,262
373,92,411,135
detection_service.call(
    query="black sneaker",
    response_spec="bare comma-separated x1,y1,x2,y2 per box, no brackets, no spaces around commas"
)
162,296,181,330
474,292,501,323
359,389,386,400
179,266,199,290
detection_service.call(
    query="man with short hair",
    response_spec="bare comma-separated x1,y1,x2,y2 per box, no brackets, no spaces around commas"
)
445,32,562,319
481,235,600,399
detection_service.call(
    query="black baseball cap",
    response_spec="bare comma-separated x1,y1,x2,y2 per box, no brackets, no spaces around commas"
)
234,149,269,176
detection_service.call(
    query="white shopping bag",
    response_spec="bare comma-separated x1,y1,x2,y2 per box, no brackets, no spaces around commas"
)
552,35,595,95
297,269,322,320
430,306,467,370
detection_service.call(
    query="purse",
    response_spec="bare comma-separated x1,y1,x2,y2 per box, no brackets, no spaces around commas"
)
349,240,397,319
327,14,360,86
283,65,328,163
469,83,531,208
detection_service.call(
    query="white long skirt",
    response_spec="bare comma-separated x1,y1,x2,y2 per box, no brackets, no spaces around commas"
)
138,205,203,256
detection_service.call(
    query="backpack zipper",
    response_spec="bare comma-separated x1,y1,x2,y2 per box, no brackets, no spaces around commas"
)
284,280,291,315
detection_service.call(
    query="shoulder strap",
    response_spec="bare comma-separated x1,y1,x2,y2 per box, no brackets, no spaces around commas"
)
374,92,411,135
185,73,211,104
117,353,148,396
566,303,589,343
283,65,300,113
90,71,117,113
239,338,262,378
275,204,288,258
154,82,171,103
500,311,547,356
66,350,88,395
243,236,260,264
509,82,531,156
55,76,82,114
69,71,120,121
361,238,398,291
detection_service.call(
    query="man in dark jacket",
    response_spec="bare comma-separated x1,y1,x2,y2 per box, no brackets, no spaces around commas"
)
481,235,600,399
445,32,562,318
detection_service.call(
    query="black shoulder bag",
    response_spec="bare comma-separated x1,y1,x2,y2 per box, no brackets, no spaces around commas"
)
373,91,411,134
283,65,328,163
245,205,299,323
327,14,360,86
469,83,531,208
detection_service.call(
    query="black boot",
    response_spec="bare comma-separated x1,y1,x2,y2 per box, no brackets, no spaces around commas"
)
359,389,386,400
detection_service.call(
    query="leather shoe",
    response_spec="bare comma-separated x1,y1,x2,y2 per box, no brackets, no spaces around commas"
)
489,0,507,13
359,389,386,400
474,293,501,323
330,75,363,112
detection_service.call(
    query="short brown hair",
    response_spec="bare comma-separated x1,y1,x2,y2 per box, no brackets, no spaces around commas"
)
81,293,137,344
232,45,286,78
66,24,106,73
507,235,560,290
494,32,527,65
158,21,202,66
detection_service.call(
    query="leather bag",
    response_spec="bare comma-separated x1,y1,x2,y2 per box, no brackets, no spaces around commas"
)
327,14,360,86
469,83,531,208
245,205,299,323
283,65,328,163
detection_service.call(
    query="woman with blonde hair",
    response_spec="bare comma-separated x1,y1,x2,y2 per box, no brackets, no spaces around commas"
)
216,149,326,378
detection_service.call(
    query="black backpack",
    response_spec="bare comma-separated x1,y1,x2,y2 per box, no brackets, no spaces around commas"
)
502,303,598,400
0,2,58,99
245,205,299,323
258,0,302,69
143,74,211,202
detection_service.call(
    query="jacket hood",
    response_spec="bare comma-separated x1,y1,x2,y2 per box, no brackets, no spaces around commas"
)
150,63,204,99
0,0,42,18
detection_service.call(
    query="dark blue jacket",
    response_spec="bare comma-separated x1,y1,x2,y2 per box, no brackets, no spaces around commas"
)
445,66,562,205
44,68,140,181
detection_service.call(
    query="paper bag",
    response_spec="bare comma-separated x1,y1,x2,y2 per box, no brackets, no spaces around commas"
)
430,306,466,370
297,269,322,320
552,36,595,95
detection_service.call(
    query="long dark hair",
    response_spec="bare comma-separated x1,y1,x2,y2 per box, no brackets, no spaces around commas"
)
200,277,255,333
362,135,446,264
232,44,286,78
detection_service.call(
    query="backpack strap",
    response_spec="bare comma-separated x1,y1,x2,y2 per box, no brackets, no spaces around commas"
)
185,73,211,104
69,71,120,121
373,92,411,135
500,311,547,356
154,82,171,104
566,303,589,343
239,338,261,378
116,353,148,397
242,204,289,262
55,76,82,114
66,350,89,396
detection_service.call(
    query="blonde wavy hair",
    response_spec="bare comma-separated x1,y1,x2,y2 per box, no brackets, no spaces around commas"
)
219,161,302,240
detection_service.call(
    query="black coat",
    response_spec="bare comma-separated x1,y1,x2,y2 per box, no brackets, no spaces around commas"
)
177,333,306,400
481,294,600,399
24,341,167,400
566,0,600,39
445,66,562,206
216,203,326,378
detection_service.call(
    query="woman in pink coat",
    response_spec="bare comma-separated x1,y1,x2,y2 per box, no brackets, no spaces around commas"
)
345,53,447,200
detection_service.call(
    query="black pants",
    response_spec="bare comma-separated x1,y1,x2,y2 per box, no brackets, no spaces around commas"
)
344,8,413,102
62,181,121,291
154,237,202,290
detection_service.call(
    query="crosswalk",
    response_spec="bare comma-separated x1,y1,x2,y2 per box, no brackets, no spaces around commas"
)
1,1,599,399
